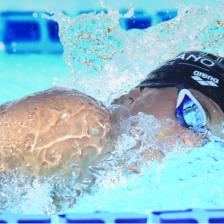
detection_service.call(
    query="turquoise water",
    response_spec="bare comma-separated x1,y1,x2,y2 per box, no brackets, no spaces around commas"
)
0,54,69,104
0,3,224,216
73,140,224,213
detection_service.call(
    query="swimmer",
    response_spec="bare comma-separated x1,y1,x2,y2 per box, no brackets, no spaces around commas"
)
0,51,223,177
112,51,224,147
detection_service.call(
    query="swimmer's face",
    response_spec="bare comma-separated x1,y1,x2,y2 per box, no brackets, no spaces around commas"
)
0,88,112,176
113,87,224,145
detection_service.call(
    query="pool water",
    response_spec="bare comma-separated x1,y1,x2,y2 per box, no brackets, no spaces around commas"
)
0,54,69,104
0,2,224,216
73,139,224,213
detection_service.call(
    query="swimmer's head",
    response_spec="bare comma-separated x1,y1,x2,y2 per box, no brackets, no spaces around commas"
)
113,87,224,147
0,88,112,176
112,51,224,143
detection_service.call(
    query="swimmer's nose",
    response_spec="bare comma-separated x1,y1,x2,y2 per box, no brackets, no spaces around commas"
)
129,88,141,101
109,104,131,124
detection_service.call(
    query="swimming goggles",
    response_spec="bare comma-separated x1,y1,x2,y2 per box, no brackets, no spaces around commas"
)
175,87,207,132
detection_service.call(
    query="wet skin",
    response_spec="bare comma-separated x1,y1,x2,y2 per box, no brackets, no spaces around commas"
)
0,88,111,176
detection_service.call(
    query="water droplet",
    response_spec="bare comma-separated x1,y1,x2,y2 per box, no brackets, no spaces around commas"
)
88,127,102,136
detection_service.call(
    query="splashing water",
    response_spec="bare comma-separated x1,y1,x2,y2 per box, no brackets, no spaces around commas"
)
49,4,224,105
73,139,224,213
1,3,224,215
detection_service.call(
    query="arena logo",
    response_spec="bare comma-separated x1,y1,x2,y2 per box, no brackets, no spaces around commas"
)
191,70,219,87
176,53,215,67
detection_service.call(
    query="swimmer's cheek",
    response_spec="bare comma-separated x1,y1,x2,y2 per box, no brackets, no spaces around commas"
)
208,123,224,140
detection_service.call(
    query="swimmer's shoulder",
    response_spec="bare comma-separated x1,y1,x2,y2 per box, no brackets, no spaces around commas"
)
0,87,74,115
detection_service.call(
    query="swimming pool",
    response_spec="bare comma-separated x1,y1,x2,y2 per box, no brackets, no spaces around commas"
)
0,1,224,223
0,54,69,103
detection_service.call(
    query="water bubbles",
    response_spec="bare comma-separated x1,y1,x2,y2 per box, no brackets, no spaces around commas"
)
221,122,224,134
45,4,224,106
32,12,38,18
88,127,102,136
122,8,134,18
0,164,92,214
11,42,17,53
61,113,68,119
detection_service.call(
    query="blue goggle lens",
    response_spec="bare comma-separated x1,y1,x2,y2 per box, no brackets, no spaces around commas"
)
175,89,207,131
